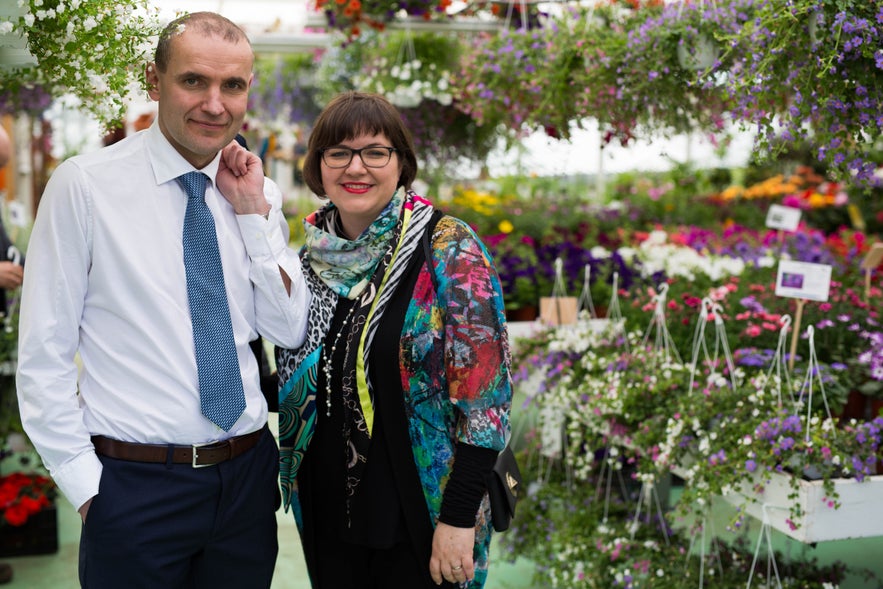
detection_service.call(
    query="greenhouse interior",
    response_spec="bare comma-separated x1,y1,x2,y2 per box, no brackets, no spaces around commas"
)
2,0,883,588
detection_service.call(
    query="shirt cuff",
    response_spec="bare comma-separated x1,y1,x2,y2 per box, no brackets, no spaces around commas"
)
52,450,103,512
236,209,288,260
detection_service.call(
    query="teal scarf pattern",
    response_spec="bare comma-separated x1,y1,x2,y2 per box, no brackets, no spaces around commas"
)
303,188,404,300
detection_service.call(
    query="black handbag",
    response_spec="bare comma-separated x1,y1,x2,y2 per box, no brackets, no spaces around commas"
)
485,444,523,532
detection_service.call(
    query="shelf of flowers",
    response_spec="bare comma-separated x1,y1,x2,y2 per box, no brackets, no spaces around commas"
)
508,297,883,550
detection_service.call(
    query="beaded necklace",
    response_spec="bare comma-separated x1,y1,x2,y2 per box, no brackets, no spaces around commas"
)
320,300,358,417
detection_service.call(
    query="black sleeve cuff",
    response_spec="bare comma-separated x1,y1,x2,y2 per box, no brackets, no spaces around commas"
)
438,442,499,528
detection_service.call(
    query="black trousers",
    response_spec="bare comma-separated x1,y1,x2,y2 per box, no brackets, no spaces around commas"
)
79,427,280,589
311,536,460,589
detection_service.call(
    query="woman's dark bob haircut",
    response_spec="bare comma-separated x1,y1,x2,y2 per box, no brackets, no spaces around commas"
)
302,92,419,197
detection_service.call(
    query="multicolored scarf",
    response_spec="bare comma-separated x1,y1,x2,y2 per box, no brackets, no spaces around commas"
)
303,189,404,300
276,189,436,515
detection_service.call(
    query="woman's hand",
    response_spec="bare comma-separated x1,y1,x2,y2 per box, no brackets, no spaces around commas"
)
216,140,270,217
429,521,475,585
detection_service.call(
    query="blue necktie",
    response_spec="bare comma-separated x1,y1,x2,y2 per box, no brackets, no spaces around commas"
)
178,171,246,431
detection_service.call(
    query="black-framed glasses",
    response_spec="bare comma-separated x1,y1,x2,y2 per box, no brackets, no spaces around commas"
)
320,146,397,169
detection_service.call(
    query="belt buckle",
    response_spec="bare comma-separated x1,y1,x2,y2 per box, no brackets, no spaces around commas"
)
192,441,218,469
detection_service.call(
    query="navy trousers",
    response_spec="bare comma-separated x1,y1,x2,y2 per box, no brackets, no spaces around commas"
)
79,427,280,589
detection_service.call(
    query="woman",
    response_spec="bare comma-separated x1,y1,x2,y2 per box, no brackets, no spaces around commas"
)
275,91,512,588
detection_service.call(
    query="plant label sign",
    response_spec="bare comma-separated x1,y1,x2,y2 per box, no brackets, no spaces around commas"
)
775,260,832,302
860,242,883,270
765,204,802,232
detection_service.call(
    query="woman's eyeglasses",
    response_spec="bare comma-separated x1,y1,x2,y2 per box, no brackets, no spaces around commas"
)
320,146,397,169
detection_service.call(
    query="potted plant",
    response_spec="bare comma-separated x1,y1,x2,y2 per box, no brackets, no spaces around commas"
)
0,444,58,557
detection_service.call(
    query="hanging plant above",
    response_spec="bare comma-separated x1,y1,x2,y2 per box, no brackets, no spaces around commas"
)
1,0,160,129
720,0,883,187
313,0,453,40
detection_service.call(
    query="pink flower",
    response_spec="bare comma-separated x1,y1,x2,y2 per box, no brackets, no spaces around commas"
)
746,325,762,337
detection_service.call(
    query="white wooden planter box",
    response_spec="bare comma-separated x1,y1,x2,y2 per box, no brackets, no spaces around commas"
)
722,471,883,543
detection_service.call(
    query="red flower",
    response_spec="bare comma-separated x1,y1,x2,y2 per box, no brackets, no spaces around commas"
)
0,472,56,527
682,295,702,308
3,503,30,526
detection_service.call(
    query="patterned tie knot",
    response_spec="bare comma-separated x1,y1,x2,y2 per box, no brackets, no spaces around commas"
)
177,171,208,202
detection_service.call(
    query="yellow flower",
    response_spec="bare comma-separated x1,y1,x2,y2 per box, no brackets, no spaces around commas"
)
719,186,743,201
807,192,827,208
498,219,514,234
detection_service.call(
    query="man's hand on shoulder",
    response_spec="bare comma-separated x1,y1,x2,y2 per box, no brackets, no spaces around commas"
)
217,141,271,217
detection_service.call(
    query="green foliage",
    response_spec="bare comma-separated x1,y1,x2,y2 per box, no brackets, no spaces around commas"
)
1,1,160,129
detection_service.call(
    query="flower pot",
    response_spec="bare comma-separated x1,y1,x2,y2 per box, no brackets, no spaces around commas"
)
0,504,58,557
506,305,539,322
839,389,870,423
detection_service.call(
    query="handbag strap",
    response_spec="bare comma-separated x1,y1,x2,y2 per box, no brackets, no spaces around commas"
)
421,209,446,296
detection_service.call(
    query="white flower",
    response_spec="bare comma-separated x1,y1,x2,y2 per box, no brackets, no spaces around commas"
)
590,245,610,259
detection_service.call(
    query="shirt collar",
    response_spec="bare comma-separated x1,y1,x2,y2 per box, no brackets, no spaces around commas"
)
145,120,221,188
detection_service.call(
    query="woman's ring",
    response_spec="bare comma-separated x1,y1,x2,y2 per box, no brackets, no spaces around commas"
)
452,565,463,571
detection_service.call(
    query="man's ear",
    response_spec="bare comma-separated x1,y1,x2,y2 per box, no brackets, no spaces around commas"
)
145,63,160,101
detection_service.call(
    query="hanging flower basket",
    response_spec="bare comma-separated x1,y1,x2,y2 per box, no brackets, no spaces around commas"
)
0,0,160,129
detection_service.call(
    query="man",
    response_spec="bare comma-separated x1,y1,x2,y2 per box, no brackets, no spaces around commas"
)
15,12,308,588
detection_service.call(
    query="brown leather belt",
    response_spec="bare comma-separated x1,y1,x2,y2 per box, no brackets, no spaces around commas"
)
91,426,265,468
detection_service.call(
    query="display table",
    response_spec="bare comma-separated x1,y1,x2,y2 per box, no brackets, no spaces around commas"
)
724,471,883,543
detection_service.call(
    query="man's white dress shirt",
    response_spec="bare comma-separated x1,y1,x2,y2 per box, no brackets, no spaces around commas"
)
16,123,309,510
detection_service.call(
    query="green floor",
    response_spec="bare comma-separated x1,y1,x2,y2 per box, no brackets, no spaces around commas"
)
5,482,883,587
0,493,536,588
